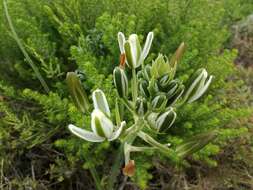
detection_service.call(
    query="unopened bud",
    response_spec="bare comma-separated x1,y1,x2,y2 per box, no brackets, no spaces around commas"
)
113,67,128,98
155,108,177,132
151,94,167,112
66,72,90,113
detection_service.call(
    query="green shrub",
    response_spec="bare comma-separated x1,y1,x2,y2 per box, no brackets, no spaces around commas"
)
0,0,252,189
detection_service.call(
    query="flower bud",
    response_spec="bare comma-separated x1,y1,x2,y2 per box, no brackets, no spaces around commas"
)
137,71,144,80
118,32,126,54
183,68,213,103
146,112,159,129
169,42,186,79
166,81,185,106
119,32,154,68
151,54,171,79
113,67,128,98
155,108,177,132
124,34,141,68
148,78,159,97
151,94,167,112
158,74,171,91
143,65,152,81
66,72,90,113
139,80,149,98
136,98,148,116
166,80,180,95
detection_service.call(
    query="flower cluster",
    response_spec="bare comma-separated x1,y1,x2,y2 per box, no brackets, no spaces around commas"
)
66,31,215,178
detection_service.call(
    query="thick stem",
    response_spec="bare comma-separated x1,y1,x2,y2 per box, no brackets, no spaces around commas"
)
107,119,144,189
106,143,124,190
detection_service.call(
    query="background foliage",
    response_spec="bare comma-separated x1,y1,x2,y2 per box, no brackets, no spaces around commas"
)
0,0,253,189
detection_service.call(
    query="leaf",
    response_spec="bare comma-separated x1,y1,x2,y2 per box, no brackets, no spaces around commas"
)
175,131,217,158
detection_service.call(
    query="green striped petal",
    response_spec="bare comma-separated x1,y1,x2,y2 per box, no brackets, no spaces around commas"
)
108,121,126,141
155,108,177,132
118,32,126,54
91,109,114,139
184,69,213,103
113,67,128,98
92,89,111,117
140,32,154,61
68,124,105,142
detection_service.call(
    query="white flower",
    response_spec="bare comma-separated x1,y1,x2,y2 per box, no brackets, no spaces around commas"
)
68,89,126,142
118,32,154,68
92,89,111,117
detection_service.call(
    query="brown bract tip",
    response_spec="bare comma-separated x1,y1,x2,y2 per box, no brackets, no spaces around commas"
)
120,53,126,68
122,160,135,177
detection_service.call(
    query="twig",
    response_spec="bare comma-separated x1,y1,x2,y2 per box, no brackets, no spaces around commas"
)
0,159,3,190
3,0,50,94
118,176,128,190
31,162,35,181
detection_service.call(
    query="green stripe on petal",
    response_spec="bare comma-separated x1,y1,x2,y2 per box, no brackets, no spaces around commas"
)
91,109,114,139
124,41,134,68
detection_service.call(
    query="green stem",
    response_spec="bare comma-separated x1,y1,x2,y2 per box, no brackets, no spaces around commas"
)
107,126,136,190
88,164,103,190
80,112,102,190
0,159,3,190
137,131,174,155
121,98,136,116
131,68,138,106
107,120,144,189
107,91,147,189
106,143,124,190
3,0,50,94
